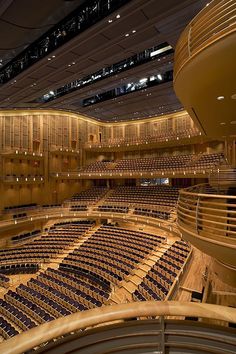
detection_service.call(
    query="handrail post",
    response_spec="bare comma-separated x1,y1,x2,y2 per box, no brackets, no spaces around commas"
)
160,315,165,354
196,196,200,234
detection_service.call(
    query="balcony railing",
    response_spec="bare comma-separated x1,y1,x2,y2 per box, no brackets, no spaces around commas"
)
0,301,235,354
178,183,236,238
84,128,201,150
177,183,236,266
174,0,236,79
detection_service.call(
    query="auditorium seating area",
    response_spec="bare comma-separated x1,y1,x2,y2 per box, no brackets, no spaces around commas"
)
97,205,129,213
103,186,179,208
11,230,41,244
134,207,170,220
80,161,112,172
133,240,190,301
87,128,200,148
0,221,94,269
66,187,108,205
0,316,19,339
61,225,166,286
0,220,192,340
3,203,38,213
79,153,226,174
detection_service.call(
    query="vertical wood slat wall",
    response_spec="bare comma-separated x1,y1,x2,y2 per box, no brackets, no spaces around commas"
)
0,110,200,210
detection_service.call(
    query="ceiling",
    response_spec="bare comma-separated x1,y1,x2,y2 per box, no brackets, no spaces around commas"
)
0,0,208,122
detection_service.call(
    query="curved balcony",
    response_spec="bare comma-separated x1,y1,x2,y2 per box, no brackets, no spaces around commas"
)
84,128,201,152
0,301,235,354
174,0,236,137
177,183,236,271
0,203,179,248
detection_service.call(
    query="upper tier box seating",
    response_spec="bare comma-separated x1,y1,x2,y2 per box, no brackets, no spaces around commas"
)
3,203,37,213
66,187,108,205
81,161,112,172
133,240,190,302
79,153,227,174
87,128,200,148
104,186,179,208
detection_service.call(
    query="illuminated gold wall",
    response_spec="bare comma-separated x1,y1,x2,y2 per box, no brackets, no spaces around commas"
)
0,109,225,210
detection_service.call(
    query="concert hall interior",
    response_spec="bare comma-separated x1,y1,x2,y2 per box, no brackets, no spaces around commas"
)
0,0,235,353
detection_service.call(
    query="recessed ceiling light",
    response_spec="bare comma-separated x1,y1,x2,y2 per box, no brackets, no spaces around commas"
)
132,30,136,33
231,93,236,99
230,120,236,124
116,14,121,19
220,122,226,125
125,33,129,37
217,96,224,100
108,19,113,23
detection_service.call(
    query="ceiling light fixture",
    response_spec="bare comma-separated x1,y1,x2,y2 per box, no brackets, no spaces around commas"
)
217,96,224,100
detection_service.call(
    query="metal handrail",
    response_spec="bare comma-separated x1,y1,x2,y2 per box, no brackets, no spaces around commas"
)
177,183,236,242
0,301,235,354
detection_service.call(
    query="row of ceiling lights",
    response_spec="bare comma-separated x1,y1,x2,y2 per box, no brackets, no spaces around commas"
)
107,13,137,37
108,13,121,23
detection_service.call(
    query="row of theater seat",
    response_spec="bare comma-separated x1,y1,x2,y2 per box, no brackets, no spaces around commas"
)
0,273,10,288
104,185,179,207
61,225,166,286
4,203,37,212
87,128,200,148
133,240,190,302
11,229,40,243
66,187,108,204
79,153,226,173
0,222,94,266
97,205,129,213
134,207,170,220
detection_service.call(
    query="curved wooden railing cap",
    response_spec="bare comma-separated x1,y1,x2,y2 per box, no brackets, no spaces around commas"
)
0,301,236,354
174,0,236,79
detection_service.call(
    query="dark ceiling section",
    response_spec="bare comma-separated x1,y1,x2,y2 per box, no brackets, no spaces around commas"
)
0,0,209,122
0,0,85,66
